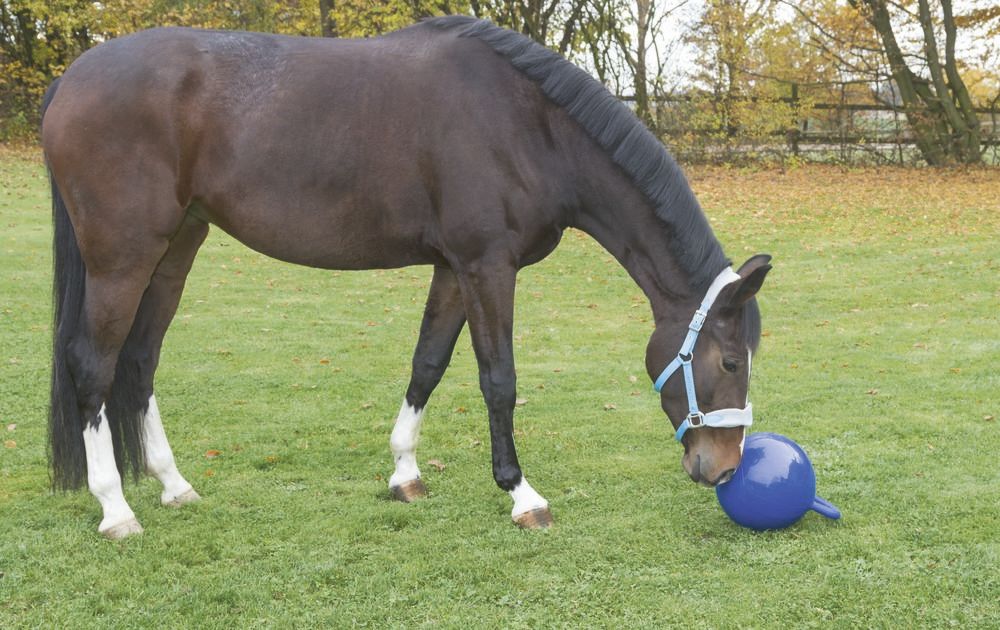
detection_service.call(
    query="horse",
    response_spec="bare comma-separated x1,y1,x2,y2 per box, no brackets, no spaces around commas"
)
41,16,771,539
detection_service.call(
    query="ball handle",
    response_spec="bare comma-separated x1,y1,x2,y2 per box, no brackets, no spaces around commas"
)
811,496,841,520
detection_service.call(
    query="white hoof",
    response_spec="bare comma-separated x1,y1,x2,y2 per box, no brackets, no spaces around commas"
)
100,517,144,540
162,488,201,508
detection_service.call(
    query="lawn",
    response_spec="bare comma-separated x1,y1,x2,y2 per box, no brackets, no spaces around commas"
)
1,147,998,627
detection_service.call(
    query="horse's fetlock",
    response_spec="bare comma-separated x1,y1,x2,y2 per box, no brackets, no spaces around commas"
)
493,465,522,492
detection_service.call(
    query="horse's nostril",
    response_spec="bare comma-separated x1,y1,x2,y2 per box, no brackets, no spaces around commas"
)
687,454,702,483
717,468,736,485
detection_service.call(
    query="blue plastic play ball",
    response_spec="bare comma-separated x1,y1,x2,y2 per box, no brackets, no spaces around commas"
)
715,432,841,531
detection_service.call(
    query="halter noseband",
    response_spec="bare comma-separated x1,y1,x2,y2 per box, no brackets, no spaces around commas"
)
653,267,754,442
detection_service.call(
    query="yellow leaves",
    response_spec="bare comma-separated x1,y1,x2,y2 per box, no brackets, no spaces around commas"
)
205,449,222,459
3,440,15,449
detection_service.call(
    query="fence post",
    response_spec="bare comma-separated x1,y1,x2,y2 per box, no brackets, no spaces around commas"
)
787,83,801,157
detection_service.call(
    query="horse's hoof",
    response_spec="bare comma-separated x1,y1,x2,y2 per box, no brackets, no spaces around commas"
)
101,518,144,540
163,488,201,508
513,506,553,529
390,478,428,502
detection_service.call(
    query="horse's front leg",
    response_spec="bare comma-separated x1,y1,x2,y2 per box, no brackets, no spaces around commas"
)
389,266,466,501
456,265,552,529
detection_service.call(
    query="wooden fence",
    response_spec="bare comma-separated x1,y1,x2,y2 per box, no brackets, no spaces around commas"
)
622,89,1000,165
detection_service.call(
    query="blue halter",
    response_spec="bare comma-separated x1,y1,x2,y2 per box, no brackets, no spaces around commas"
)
653,267,754,442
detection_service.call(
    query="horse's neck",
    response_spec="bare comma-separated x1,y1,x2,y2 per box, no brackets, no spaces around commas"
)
571,166,700,321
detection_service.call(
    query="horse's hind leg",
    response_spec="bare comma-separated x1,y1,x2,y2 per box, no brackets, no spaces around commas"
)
389,266,466,501
121,215,208,507
74,251,171,538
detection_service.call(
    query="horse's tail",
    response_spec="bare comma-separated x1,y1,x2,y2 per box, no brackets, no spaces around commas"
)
45,77,149,490
45,77,89,490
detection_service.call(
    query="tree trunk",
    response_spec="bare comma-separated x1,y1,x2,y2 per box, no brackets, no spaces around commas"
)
320,0,337,38
634,0,652,127
854,0,981,164
939,0,982,162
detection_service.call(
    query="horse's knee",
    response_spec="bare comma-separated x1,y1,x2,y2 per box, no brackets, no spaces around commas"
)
479,370,516,408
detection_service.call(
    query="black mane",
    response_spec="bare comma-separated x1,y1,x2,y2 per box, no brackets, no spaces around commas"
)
426,16,729,290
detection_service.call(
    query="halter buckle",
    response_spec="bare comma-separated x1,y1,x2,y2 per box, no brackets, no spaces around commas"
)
689,309,707,332
686,411,705,428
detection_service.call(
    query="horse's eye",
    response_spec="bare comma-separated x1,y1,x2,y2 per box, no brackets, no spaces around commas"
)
722,358,739,373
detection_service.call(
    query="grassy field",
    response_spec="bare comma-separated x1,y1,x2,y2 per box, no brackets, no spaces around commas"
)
1,147,998,627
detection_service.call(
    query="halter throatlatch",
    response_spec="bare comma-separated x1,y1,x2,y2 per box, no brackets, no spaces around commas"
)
653,267,754,442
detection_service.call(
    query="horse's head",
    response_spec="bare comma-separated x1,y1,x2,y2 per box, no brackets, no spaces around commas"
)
646,255,771,486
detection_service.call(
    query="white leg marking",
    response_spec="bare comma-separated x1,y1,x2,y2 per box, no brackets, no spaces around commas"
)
142,395,198,507
509,477,549,519
84,405,141,537
389,402,424,488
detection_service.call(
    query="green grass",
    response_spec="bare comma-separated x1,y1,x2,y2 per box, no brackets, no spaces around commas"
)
1,151,998,627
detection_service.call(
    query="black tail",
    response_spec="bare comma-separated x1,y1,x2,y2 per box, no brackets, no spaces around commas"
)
46,77,89,490
45,78,149,490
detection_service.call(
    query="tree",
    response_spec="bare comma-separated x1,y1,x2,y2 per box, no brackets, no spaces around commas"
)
470,0,586,50
791,0,985,165
320,0,338,37
678,0,803,160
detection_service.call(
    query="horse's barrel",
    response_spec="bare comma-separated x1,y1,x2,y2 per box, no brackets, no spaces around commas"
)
715,432,841,531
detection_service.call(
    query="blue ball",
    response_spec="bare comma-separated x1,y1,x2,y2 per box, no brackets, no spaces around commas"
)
715,432,841,531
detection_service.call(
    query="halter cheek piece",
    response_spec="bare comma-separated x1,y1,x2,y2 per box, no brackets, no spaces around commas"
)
653,267,754,442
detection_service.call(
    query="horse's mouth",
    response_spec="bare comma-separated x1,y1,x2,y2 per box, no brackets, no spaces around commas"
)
685,454,736,487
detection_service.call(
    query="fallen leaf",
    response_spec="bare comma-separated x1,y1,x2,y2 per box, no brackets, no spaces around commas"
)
319,358,330,365
5,423,14,432
265,455,278,463
985,415,995,422
204,469,215,477
4,440,15,449
949,368,961,374
603,403,617,411
628,375,638,383
205,449,222,458
470,439,481,447
866,389,879,396
427,459,446,472
455,406,467,413
515,398,528,406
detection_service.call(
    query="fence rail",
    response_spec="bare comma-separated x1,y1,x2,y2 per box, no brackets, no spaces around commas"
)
619,91,1000,165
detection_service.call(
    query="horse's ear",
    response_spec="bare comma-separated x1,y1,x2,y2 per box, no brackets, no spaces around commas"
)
721,254,772,309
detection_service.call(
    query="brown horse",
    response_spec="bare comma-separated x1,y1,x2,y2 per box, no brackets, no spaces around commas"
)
41,16,770,538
